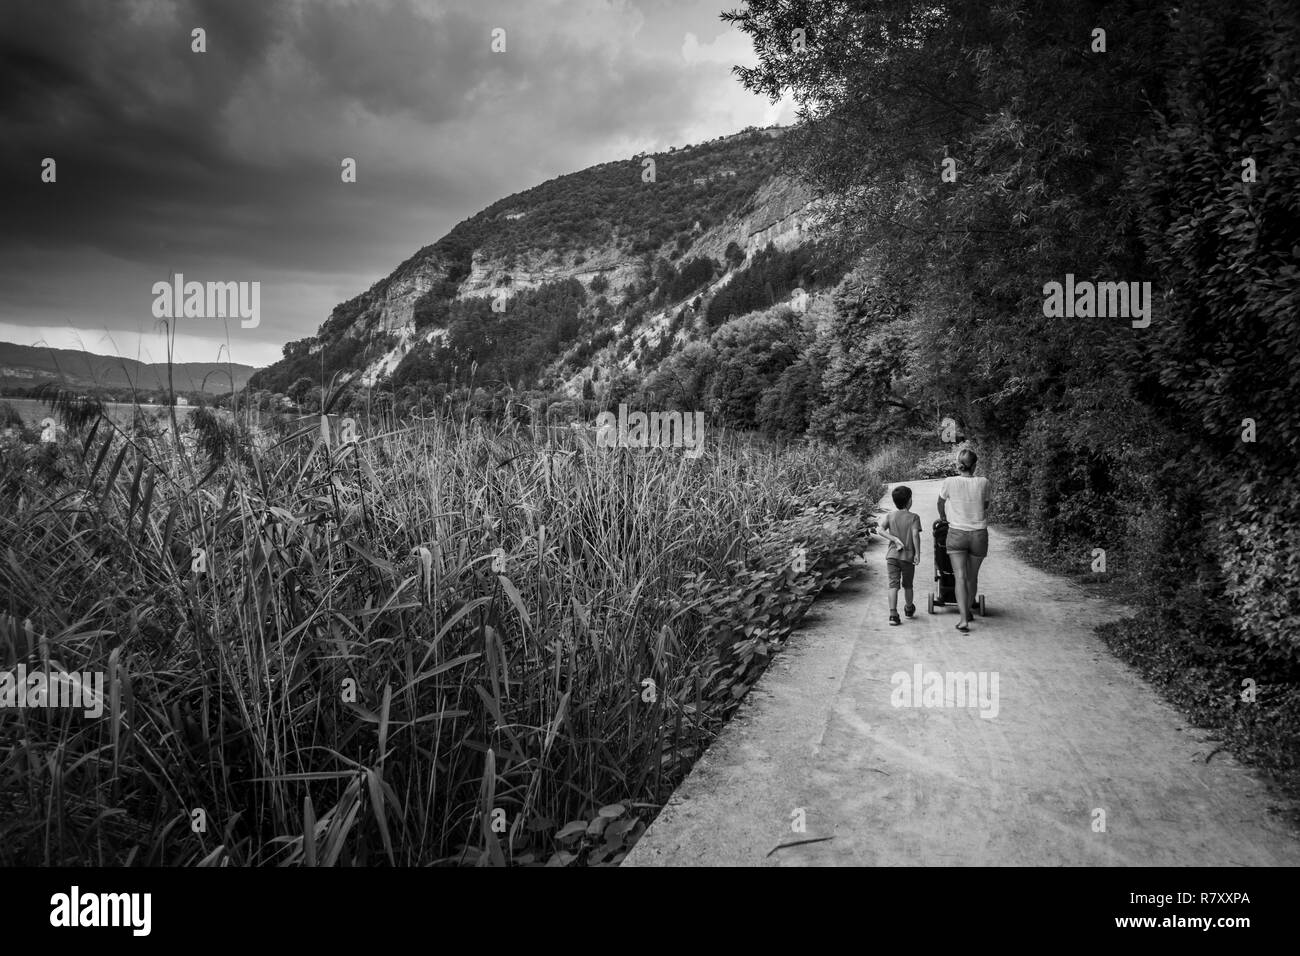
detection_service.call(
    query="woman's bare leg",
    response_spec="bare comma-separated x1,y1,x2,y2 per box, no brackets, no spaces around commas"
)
967,554,985,611
951,552,970,626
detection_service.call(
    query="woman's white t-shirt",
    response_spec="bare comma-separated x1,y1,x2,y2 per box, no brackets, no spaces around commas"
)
939,475,989,531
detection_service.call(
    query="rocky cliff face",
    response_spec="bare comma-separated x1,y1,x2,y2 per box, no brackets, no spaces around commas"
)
342,250,452,337
452,175,819,305
551,176,825,397
251,126,823,394
695,175,818,261
354,189,818,385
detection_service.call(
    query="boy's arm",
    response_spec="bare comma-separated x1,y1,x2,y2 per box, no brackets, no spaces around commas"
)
875,513,904,547
910,519,921,564
877,526,905,547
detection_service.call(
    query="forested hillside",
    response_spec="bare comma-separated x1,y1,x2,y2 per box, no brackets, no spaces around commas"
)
247,127,810,400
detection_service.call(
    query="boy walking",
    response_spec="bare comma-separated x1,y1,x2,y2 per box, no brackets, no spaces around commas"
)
879,485,922,626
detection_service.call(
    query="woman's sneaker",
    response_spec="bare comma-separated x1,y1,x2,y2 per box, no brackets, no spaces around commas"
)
889,611,901,626
904,603,916,618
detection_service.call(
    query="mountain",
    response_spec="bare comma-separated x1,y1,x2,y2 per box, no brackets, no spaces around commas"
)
250,125,836,397
0,342,256,395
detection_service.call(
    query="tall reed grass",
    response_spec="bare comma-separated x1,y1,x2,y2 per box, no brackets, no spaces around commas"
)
0,398,881,865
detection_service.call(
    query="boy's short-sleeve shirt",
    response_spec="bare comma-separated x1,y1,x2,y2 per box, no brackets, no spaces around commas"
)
882,510,921,560
939,475,990,531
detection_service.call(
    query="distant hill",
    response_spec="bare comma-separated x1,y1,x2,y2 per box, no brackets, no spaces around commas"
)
249,124,835,396
0,342,256,395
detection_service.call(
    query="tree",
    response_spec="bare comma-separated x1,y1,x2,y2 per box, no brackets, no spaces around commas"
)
706,309,800,429
640,342,717,411
724,241,745,269
603,370,641,408
725,0,1164,437
288,377,314,406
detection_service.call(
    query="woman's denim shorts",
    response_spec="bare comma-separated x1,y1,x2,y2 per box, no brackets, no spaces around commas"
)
945,528,988,558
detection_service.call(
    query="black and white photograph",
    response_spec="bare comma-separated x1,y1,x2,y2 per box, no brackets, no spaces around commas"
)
0,0,1296,933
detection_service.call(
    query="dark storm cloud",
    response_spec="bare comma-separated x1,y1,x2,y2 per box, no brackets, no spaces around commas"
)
0,0,794,364
3,0,280,250
293,2,481,120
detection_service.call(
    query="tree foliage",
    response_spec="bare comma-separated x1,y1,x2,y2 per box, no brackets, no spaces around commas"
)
724,0,1300,662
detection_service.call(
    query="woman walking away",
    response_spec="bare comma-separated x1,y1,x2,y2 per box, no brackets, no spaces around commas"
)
937,449,990,633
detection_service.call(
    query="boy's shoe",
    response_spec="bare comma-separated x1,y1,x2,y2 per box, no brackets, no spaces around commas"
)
904,603,916,618
889,611,901,626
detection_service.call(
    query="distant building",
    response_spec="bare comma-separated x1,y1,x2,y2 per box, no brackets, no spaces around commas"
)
693,170,735,187
176,396,189,406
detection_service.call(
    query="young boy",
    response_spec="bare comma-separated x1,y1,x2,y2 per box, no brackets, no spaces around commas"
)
878,485,922,625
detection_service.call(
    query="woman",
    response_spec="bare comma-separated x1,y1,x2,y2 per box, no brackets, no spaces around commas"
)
936,448,990,633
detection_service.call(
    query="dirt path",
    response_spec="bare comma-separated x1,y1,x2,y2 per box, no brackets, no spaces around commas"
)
624,479,1300,866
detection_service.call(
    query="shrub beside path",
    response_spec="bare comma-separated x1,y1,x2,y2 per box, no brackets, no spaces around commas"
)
623,479,1300,866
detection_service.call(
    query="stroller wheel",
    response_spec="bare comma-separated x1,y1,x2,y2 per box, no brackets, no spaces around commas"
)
979,595,987,617
927,594,935,615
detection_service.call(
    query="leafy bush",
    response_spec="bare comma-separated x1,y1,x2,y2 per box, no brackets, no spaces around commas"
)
1218,480,1300,666
912,448,958,480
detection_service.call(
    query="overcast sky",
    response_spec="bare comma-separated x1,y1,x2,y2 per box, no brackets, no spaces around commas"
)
0,0,796,367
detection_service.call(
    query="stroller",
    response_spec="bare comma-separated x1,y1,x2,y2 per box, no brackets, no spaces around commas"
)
927,519,986,616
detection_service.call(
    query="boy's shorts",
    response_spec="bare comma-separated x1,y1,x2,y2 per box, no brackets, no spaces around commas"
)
946,528,989,558
886,557,915,590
